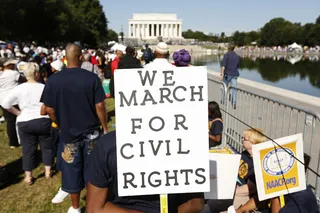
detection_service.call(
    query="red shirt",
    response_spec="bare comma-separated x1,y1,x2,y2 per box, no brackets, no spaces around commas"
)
111,57,120,75
91,56,98,65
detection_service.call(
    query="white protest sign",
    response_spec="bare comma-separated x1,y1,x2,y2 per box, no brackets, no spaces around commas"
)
114,67,210,196
252,133,306,201
204,153,241,199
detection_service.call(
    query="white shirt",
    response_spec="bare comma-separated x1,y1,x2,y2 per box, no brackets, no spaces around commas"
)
144,58,175,69
0,49,5,58
2,83,49,123
23,46,30,54
5,49,13,58
0,70,20,106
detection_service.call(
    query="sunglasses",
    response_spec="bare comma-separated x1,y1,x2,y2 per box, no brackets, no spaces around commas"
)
241,137,252,143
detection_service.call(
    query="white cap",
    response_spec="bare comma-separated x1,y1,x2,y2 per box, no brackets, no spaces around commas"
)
117,44,127,54
51,60,64,71
4,59,19,66
155,42,169,54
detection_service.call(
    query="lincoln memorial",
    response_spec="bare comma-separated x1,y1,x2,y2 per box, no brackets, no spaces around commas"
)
128,14,183,40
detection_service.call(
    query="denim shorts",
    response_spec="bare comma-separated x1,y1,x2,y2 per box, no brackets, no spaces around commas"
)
59,130,101,193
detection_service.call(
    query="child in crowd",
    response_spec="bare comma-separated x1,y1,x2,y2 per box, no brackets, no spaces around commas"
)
208,101,223,149
202,128,268,213
234,128,269,213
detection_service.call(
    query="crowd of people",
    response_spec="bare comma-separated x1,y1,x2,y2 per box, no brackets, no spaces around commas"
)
0,41,318,213
235,45,320,55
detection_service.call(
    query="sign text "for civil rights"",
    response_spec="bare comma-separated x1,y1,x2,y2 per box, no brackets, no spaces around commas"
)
115,67,210,196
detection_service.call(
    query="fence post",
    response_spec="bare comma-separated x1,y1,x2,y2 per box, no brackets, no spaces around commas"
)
221,82,228,147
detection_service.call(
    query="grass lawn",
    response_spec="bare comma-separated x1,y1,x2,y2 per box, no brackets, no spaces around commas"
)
0,98,115,213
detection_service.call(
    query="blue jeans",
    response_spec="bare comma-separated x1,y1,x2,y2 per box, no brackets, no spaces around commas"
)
223,75,238,106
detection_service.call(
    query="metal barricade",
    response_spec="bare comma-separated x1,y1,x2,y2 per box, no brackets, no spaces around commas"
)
223,86,320,199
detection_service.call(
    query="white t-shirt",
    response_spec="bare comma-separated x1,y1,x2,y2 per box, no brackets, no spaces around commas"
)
144,58,175,69
0,70,20,106
23,46,30,54
5,49,13,58
1,83,49,123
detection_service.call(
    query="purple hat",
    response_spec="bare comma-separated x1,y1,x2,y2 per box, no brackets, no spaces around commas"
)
173,49,191,67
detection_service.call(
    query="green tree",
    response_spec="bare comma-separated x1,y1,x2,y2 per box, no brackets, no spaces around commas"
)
182,29,195,38
0,0,108,47
260,18,289,46
244,31,260,45
260,18,311,46
107,29,119,42
232,31,246,46
64,0,108,46
182,16,320,46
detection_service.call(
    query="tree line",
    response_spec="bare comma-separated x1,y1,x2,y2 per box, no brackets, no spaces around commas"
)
183,16,320,46
0,0,118,47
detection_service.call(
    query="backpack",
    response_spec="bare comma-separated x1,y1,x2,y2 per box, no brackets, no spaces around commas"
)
142,48,154,62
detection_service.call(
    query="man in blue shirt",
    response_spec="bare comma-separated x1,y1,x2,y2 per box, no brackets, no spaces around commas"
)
41,43,108,213
220,45,240,109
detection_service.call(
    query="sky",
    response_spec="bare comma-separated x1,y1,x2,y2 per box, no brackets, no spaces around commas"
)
101,0,320,36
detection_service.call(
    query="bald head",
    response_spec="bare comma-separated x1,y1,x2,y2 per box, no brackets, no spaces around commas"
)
65,43,82,68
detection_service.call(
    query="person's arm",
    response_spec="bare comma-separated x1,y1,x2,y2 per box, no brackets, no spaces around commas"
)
236,179,256,197
40,104,47,115
94,76,108,133
209,120,223,143
220,66,225,76
46,106,57,123
86,183,142,213
7,107,21,116
40,81,56,121
2,87,20,115
96,102,108,134
177,198,204,213
236,197,257,213
209,134,221,142
220,54,227,80
270,197,281,213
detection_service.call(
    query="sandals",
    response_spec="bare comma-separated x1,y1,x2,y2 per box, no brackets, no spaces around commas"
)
45,172,52,179
24,177,34,186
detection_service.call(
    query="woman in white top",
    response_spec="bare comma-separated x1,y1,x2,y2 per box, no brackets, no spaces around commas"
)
2,62,53,185
0,59,25,148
